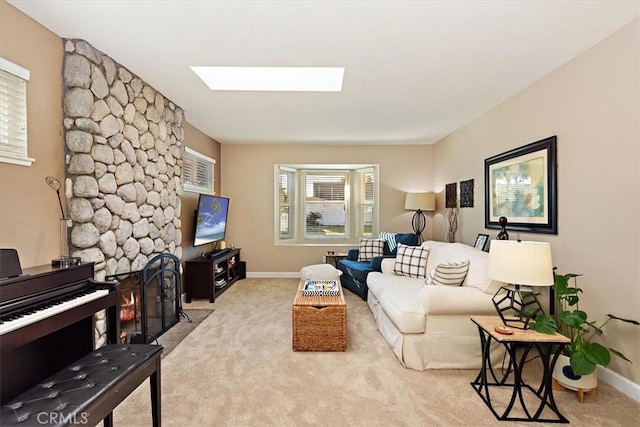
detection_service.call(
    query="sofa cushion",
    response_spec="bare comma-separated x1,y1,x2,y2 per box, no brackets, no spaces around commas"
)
357,238,385,261
300,264,342,280
346,248,359,261
422,241,502,294
376,232,419,256
367,270,424,298
378,285,427,334
427,260,470,286
338,259,374,300
419,284,497,315
394,233,419,251
393,244,430,278
339,259,373,282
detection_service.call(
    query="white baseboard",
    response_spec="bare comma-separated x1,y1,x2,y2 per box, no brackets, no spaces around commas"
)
598,366,640,402
246,272,299,278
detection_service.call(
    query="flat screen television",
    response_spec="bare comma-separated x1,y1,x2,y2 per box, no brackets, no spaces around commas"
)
193,194,229,248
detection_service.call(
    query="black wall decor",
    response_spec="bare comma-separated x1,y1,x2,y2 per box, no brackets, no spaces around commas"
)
445,183,457,208
460,179,474,208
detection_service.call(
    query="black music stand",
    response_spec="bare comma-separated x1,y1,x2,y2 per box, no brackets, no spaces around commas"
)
0,249,22,279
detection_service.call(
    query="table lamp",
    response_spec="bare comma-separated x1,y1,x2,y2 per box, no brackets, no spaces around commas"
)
404,192,435,244
488,240,553,329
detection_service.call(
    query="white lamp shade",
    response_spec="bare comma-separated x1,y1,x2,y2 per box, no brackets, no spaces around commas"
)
404,192,435,211
488,240,554,286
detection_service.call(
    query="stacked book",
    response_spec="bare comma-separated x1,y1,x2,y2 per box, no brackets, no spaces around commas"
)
302,280,340,296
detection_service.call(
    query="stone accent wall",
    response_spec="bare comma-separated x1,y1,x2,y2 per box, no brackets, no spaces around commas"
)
62,39,184,282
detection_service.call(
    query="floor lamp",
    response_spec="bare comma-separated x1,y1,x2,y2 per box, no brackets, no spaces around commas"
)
404,192,435,244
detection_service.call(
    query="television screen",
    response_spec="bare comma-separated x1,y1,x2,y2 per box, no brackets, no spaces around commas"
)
193,194,229,247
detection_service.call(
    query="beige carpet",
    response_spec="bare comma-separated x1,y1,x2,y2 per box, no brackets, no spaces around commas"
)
155,309,214,358
114,278,639,426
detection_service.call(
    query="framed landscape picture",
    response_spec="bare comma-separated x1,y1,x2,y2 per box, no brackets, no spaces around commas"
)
484,136,557,234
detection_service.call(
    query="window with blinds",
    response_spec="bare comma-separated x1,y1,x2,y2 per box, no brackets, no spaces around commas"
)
0,57,33,167
183,146,216,195
275,164,378,244
358,168,375,237
303,171,348,240
278,167,295,240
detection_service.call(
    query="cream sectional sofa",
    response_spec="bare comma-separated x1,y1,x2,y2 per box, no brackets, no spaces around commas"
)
367,240,503,370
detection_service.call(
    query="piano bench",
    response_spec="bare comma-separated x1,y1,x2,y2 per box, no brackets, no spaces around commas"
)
0,344,163,427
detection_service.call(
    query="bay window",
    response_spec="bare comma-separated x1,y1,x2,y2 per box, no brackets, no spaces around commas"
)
275,164,378,245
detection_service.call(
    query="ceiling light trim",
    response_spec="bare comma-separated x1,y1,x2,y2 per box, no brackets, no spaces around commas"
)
190,66,345,92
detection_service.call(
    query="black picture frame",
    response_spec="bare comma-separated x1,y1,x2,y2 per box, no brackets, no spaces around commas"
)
460,179,474,208
445,182,457,208
474,234,489,252
484,136,557,234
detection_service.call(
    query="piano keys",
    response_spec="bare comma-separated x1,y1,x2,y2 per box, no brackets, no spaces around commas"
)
0,287,110,335
0,262,119,403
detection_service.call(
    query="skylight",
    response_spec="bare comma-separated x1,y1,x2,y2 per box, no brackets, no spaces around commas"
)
190,66,344,92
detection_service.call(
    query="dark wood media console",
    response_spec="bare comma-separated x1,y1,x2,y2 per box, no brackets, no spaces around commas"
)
185,248,243,303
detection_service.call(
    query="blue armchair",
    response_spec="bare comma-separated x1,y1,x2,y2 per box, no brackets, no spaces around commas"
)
337,233,419,300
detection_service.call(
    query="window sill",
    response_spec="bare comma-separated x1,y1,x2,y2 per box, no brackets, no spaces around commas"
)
183,184,215,195
0,154,35,167
275,241,356,247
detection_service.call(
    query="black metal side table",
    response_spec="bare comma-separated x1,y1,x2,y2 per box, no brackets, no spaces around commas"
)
470,316,570,423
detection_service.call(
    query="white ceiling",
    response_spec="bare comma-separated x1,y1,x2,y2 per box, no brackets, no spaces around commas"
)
8,1,639,145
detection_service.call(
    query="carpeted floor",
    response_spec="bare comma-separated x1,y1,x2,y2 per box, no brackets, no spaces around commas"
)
114,278,640,426
156,309,214,358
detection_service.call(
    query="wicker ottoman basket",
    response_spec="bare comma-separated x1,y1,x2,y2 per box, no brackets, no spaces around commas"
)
292,280,347,351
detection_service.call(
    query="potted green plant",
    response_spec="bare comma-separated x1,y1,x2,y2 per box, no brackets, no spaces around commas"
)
530,271,639,390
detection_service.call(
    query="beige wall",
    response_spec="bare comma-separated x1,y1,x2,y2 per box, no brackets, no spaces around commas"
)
432,20,640,383
0,0,64,268
181,122,221,262
220,144,433,272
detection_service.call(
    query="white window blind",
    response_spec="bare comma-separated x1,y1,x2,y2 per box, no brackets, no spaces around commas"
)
278,166,295,240
303,171,348,240
0,57,33,166
357,168,375,237
183,146,215,195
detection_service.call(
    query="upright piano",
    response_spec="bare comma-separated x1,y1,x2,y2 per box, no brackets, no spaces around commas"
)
0,263,119,403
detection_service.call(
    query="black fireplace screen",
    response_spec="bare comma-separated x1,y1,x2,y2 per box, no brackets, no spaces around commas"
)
142,253,181,341
106,253,182,343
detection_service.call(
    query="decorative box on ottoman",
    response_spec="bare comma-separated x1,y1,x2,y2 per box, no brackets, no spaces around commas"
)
292,279,347,352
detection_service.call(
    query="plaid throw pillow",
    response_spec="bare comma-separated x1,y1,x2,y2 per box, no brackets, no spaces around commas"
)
426,260,470,286
357,238,385,262
393,243,430,278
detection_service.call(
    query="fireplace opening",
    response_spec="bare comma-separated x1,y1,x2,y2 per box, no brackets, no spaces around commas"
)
106,253,184,343
121,290,137,322
108,270,143,343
